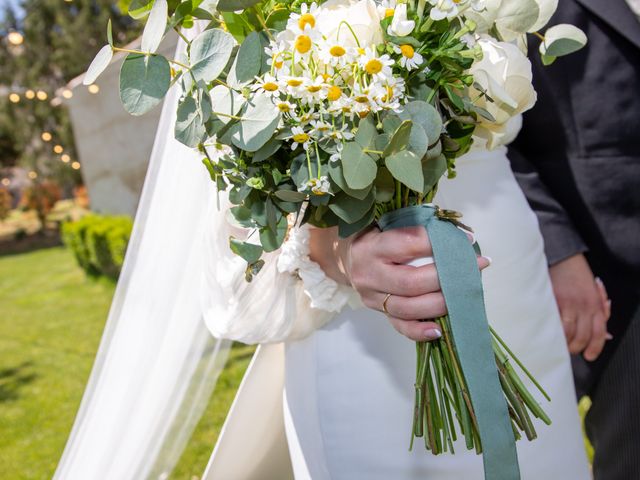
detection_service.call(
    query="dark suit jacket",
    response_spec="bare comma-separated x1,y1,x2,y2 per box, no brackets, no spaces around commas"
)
509,0,640,396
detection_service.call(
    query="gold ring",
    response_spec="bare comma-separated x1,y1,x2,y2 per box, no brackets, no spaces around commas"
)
382,293,392,315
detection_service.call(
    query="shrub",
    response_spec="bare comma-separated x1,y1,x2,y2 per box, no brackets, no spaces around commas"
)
62,214,133,278
0,187,11,222
20,181,62,229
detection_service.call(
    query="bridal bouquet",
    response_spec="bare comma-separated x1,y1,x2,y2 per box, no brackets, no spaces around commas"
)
86,0,585,474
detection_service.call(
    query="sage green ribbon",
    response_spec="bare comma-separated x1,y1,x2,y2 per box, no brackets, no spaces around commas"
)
378,204,520,480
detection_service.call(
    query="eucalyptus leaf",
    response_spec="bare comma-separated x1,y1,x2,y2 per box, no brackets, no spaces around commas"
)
274,189,307,202
374,167,395,203
230,206,255,228
231,95,281,152
338,206,375,238
495,0,540,38
190,29,235,83
383,120,412,157
107,19,113,46
252,138,281,163
84,45,113,85
398,101,442,146
229,237,263,263
141,0,167,53
260,216,288,252
128,0,154,19
328,160,372,200
385,150,424,192
209,85,245,124
217,0,261,12
175,96,206,147
119,53,170,116
355,114,377,149
329,189,375,224
228,31,263,87
340,142,377,190
540,24,587,57
423,154,447,193
266,9,290,30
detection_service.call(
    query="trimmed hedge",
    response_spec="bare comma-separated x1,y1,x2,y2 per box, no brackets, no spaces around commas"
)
62,215,133,278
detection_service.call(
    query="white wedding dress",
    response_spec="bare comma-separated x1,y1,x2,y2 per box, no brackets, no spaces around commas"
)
201,137,591,479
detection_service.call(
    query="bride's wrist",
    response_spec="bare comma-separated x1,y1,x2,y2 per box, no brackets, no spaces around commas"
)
309,227,351,286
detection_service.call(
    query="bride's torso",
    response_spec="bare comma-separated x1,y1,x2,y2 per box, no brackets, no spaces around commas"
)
283,144,590,479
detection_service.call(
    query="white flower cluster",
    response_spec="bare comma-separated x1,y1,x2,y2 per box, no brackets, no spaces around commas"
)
428,0,485,21
249,0,430,194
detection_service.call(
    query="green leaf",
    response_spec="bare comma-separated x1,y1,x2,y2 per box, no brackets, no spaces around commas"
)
340,142,377,190
355,114,377,149
329,189,375,224
128,0,154,19
398,101,442,146
266,9,290,31
231,95,281,152
540,24,587,57
540,53,557,66
385,150,424,192
382,115,402,135
338,206,375,238
328,160,372,200
84,45,113,85
217,0,261,12
423,154,447,193
407,123,428,159
375,133,390,152
495,0,540,37
274,189,307,202
253,138,281,163
141,0,167,53
190,29,235,83
230,206,255,228
383,120,412,157
107,19,113,46
260,216,288,252
175,96,206,147
374,167,395,203
229,237,263,263
119,53,170,116
228,31,264,87
209,85,244,124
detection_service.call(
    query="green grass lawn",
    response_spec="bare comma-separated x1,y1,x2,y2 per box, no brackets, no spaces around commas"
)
0,246,253,479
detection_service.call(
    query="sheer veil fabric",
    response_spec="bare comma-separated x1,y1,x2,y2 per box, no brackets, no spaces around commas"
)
54,28,233,479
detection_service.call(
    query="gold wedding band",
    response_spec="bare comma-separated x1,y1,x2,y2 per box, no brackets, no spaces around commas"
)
382,293,392,315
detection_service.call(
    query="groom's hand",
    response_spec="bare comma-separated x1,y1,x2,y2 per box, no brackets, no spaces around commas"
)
549,253,611,361
310,226,490,342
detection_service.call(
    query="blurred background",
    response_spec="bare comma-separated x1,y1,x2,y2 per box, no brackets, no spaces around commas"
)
0,1,254,478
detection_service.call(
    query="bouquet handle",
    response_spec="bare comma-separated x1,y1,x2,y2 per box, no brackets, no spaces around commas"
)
378,204,521,480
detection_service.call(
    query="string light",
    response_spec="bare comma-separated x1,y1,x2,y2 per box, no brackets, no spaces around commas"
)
88,84,100,94
7,31,24,46
28,171,38,179
53,145,64,154
36,90,48,101
1,178,10,187
25,89,35,99
41,132,52,142
71,161,81,170
62,89,73,99
9,93,20,103
61,154,71,163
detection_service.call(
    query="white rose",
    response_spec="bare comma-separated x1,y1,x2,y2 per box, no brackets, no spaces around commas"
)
315,0,384,48
470,39,537,149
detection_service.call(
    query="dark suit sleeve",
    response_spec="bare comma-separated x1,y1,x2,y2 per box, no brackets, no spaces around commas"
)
508,145,588,266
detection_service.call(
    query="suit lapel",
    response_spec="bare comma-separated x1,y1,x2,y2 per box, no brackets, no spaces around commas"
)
574,0,640,50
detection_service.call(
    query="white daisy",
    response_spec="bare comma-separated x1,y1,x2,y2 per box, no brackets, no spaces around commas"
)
329,143,343,163
358,47,394,81
273,99,298,115
299,175,332,195
387,3,415,37
310,119,333,139
393,43,424,71
252,73,282,97
289,126,314,151
376,0,398,20
287,3,320,35
326,123,354,142
318,39,354,67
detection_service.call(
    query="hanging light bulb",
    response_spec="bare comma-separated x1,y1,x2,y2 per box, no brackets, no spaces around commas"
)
28,171,38,179
71,161,81,170
41,132,52,142
62,89,73,99
61,154,71,163
1,178,10,187
88,84,100,94
25,89,35,99
9,93,20,103
53,145,64,154
7,31,24,46
36,90,48,101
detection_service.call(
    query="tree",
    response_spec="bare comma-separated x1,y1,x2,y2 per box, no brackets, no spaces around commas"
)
0,0,142,183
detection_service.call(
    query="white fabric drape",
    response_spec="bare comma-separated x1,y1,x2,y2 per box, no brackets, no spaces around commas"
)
53,33,232,479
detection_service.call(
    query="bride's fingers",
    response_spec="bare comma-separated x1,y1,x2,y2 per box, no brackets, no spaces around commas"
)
387,317,442,342
594,277,611,321
584,312,607,361
569,313,591,354
377,292,447,320
373,227,433,263
561,311,577,343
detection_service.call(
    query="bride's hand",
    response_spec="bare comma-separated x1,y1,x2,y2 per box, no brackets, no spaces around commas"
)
309,226,490,342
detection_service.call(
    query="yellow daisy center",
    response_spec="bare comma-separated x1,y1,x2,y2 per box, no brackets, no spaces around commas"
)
329,45,346,57
357,47,366,55
365,59,383,75
385,8,395,18
263,82,279,92
287,78,303,87
355,95,369,103
293,133,310,143
298,13,316,30
382,85,394,102
295,35,312,54
327,85,342,101
321,73,331,81
400,44,415,58
358,109,371,118
307,85,322,93
277,103,291,112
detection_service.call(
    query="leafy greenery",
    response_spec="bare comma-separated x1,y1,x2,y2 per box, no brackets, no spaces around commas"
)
0,246,254,479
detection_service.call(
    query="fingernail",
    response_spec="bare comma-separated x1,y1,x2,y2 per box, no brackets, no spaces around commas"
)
425,328,442,340
607,299,612,309
595,276,603,286
483,256,492,265
606,332,614,340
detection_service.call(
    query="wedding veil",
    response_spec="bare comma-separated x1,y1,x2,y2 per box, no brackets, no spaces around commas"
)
53,30,232,479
